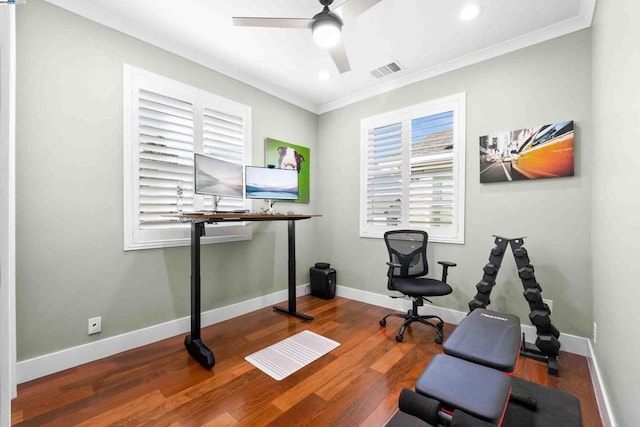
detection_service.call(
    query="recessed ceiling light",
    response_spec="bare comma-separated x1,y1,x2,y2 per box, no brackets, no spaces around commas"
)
460,4,483,21
318,71,331,81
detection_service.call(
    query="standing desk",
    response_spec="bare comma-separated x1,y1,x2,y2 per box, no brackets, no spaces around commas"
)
178,213,319,370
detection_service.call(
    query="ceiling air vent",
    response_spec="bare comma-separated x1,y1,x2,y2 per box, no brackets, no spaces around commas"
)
370,62,403,79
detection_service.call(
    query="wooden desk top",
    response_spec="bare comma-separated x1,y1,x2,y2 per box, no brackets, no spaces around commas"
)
174,212,320,223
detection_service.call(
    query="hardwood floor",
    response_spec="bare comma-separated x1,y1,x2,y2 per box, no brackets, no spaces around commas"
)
12,296,601,426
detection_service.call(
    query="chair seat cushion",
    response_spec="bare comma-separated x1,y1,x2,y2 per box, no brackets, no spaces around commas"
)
392,277,453,297
415,354,511,423
443,309,521,372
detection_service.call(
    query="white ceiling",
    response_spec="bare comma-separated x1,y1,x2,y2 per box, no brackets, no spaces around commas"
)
43,0,596,114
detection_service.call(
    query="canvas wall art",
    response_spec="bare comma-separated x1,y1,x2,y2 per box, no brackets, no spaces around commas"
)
265,137,310,203
479,121,574,183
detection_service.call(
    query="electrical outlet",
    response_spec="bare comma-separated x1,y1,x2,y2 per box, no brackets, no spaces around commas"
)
593,322,597,344
543,298,553,314
88,317,102,335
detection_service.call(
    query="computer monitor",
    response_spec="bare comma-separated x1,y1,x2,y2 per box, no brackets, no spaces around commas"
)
194,153,243,199
245,166,299,201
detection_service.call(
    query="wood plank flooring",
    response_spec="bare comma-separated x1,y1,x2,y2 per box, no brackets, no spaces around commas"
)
12,296,601,426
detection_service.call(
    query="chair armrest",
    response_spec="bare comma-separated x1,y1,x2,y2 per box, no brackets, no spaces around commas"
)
438,261,457,268
386,261,402,282
438,261,457,282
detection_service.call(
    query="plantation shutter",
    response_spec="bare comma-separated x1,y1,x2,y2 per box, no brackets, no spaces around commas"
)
360,93,465,243
365,122,403,227
201,106,245,211
409,111,455,228
138,89,194,230
124,65,253,250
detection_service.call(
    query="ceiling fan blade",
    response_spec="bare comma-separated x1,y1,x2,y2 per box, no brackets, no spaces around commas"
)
328,40,351,73
232,17,313,29
333,0,382,21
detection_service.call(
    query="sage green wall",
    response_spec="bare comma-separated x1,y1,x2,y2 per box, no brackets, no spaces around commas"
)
317,30,593,337
15,0,318,360
592,0,640,424
15,0,598,366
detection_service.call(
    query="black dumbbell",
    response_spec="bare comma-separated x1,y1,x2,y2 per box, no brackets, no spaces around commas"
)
523,281,542,291
514,247,528,258
523,288,543,304
518,265,535,280
476,291,491,304
529,310,551,328
536,334,561,355
468,298,488,311
535,323,561,338
491,246,503,256
476,280,494,293
483,263,498,276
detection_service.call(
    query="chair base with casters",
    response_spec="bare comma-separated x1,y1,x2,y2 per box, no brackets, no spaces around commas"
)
380,296,446,343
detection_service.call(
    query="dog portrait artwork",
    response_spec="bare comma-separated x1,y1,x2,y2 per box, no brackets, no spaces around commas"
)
265,138,310,203
277,146,305,173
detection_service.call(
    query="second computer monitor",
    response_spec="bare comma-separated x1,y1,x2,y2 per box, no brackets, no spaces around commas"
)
194,153,243,199
245,166,299,200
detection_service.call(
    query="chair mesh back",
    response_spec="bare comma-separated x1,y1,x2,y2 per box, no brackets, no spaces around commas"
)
384,230,429,278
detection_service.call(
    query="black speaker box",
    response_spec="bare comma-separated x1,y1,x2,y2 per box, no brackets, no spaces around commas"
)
310,263,336,299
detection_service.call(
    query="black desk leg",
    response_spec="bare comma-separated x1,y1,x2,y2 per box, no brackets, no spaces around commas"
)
184,221,216,369
273,219,314,321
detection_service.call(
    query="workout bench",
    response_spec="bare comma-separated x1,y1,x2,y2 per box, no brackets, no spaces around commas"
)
387,308,524,426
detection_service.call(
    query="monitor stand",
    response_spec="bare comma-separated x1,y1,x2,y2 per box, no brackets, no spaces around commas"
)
213,195,223,212
266,198,276,214
210,196,247,214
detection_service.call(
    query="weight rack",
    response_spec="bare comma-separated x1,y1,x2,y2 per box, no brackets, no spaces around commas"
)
468,236,561,376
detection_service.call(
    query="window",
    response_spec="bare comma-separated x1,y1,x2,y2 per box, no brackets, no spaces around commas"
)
531,121,573,148
124,65,252,250
360,93,465,243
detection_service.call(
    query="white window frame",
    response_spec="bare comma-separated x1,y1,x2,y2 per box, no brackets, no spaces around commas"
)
359,93,465,244
124,65,252,250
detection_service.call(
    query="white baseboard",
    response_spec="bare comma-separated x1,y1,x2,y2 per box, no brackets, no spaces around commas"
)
17,285,308,384
586,340,617,427
336,285,590,356
17,283,591,384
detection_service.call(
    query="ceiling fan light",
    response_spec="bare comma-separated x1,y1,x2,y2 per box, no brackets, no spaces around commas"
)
312,13,342,48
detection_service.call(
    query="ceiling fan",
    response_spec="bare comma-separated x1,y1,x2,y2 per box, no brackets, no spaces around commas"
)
232,0,382,74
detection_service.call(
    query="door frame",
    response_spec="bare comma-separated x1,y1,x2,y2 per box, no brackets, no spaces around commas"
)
0,5,18,425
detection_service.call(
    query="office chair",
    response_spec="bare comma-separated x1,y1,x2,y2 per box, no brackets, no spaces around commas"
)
379,230,456,343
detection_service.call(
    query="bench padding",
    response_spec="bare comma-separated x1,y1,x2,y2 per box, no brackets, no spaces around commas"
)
443,309,521,372
415,354,511,423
